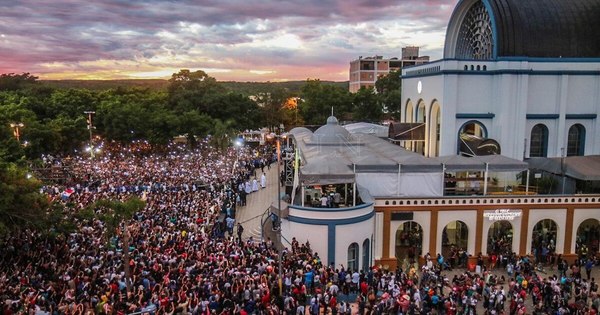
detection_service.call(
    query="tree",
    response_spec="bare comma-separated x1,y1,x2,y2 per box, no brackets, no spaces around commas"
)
47,88,99,120
0,162,49,236
299,80,353,125
177,111,214,145
47,114,88,154
375,69,402,94
201,92,262,131
88,197,146,293
167,69,224,112
375,69,402,120
209,119,236,152
353,87,383,122
0,73,38,91
254,88,294,131
381,89,402,121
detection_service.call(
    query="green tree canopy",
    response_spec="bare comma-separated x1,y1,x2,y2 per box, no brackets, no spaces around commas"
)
0,73,39,91
375,69,402,120
167,69,225,113
0,162,49,236
299,79,353,125
353,87,382,122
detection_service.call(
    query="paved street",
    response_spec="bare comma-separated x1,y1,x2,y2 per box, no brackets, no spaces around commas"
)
236,163,281,241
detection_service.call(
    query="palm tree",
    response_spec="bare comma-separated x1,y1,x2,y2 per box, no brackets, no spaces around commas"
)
88,197,145,293
210,119,236,152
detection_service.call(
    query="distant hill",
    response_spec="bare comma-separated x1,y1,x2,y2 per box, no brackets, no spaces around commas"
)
219,81,348,95
41,79,349,95
41,79,169,91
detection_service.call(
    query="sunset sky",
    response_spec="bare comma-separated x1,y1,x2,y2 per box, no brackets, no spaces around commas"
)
0,0,458,82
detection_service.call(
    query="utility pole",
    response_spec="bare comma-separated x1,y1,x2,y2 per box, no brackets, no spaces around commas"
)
84,111,96,158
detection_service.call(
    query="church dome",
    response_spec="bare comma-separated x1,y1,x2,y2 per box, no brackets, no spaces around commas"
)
444,0,600,60
311,116,352,144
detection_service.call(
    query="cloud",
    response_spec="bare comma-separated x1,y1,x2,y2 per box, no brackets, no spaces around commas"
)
0,0,459,81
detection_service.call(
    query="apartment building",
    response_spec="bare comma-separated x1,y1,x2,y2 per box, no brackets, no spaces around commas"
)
349,47,429,93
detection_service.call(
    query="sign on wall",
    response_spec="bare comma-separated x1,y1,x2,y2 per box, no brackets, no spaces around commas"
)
483,209,522,221
391,212,414,221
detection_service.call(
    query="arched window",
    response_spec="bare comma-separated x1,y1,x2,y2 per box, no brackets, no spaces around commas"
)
458,120,488,156
347,243,359,272
362,239,370,272
530,124,548,157
415,101,427,155
429,103,441,157
567,124,585,156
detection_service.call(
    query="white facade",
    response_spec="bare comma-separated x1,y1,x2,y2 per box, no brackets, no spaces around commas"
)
402,59,600,160
284,203,375,270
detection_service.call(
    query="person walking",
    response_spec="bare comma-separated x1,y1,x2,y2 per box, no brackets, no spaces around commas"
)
237,223,244,243
260,172,266,188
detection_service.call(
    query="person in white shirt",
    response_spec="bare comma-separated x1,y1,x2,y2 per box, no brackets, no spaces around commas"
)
320,195,328,207
260,172,266,188
351,270,360,292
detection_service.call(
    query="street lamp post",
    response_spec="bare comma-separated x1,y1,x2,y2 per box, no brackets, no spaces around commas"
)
84,111,96,158
9,122,24,142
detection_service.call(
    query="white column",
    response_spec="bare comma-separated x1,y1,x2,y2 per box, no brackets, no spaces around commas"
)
525,170,530,194
483,163,489,196
397,164,401,196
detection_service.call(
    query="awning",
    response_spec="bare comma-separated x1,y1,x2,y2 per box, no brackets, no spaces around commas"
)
476,155,528,172
300,156,355,184
527,156,600,181
388,122,426,141
459,133,501,156
434,155,486,171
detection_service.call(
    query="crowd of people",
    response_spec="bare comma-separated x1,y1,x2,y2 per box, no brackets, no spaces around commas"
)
1,139,599,315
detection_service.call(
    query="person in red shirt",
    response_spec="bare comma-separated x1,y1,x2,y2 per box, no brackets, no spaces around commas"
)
261,290,270,309
360,280,368,295
329,294,337,315
490,253,498,270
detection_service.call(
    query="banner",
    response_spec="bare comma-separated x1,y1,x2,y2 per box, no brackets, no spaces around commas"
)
291,148,299,205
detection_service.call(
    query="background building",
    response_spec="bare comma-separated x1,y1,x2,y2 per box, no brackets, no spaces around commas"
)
400,0,600,160
349,47,429,93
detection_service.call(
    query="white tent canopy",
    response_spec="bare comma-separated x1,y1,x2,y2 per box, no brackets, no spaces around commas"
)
289,118,530,199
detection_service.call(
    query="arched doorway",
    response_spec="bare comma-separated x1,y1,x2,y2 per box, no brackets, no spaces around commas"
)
415,101,427,155
405,101,414,150
488,221,513,256
442,220,468,268
531,219,558,264
405,101,414,123
362,239,370,272
576,219,600,257
395,221,423,267
429,102,441,157
347,243,359,272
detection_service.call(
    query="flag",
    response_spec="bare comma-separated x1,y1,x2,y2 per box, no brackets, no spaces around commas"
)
291,148,300,205
61,188,74,200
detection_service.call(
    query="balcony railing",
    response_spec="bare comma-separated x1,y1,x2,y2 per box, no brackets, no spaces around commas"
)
375,194,600,207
